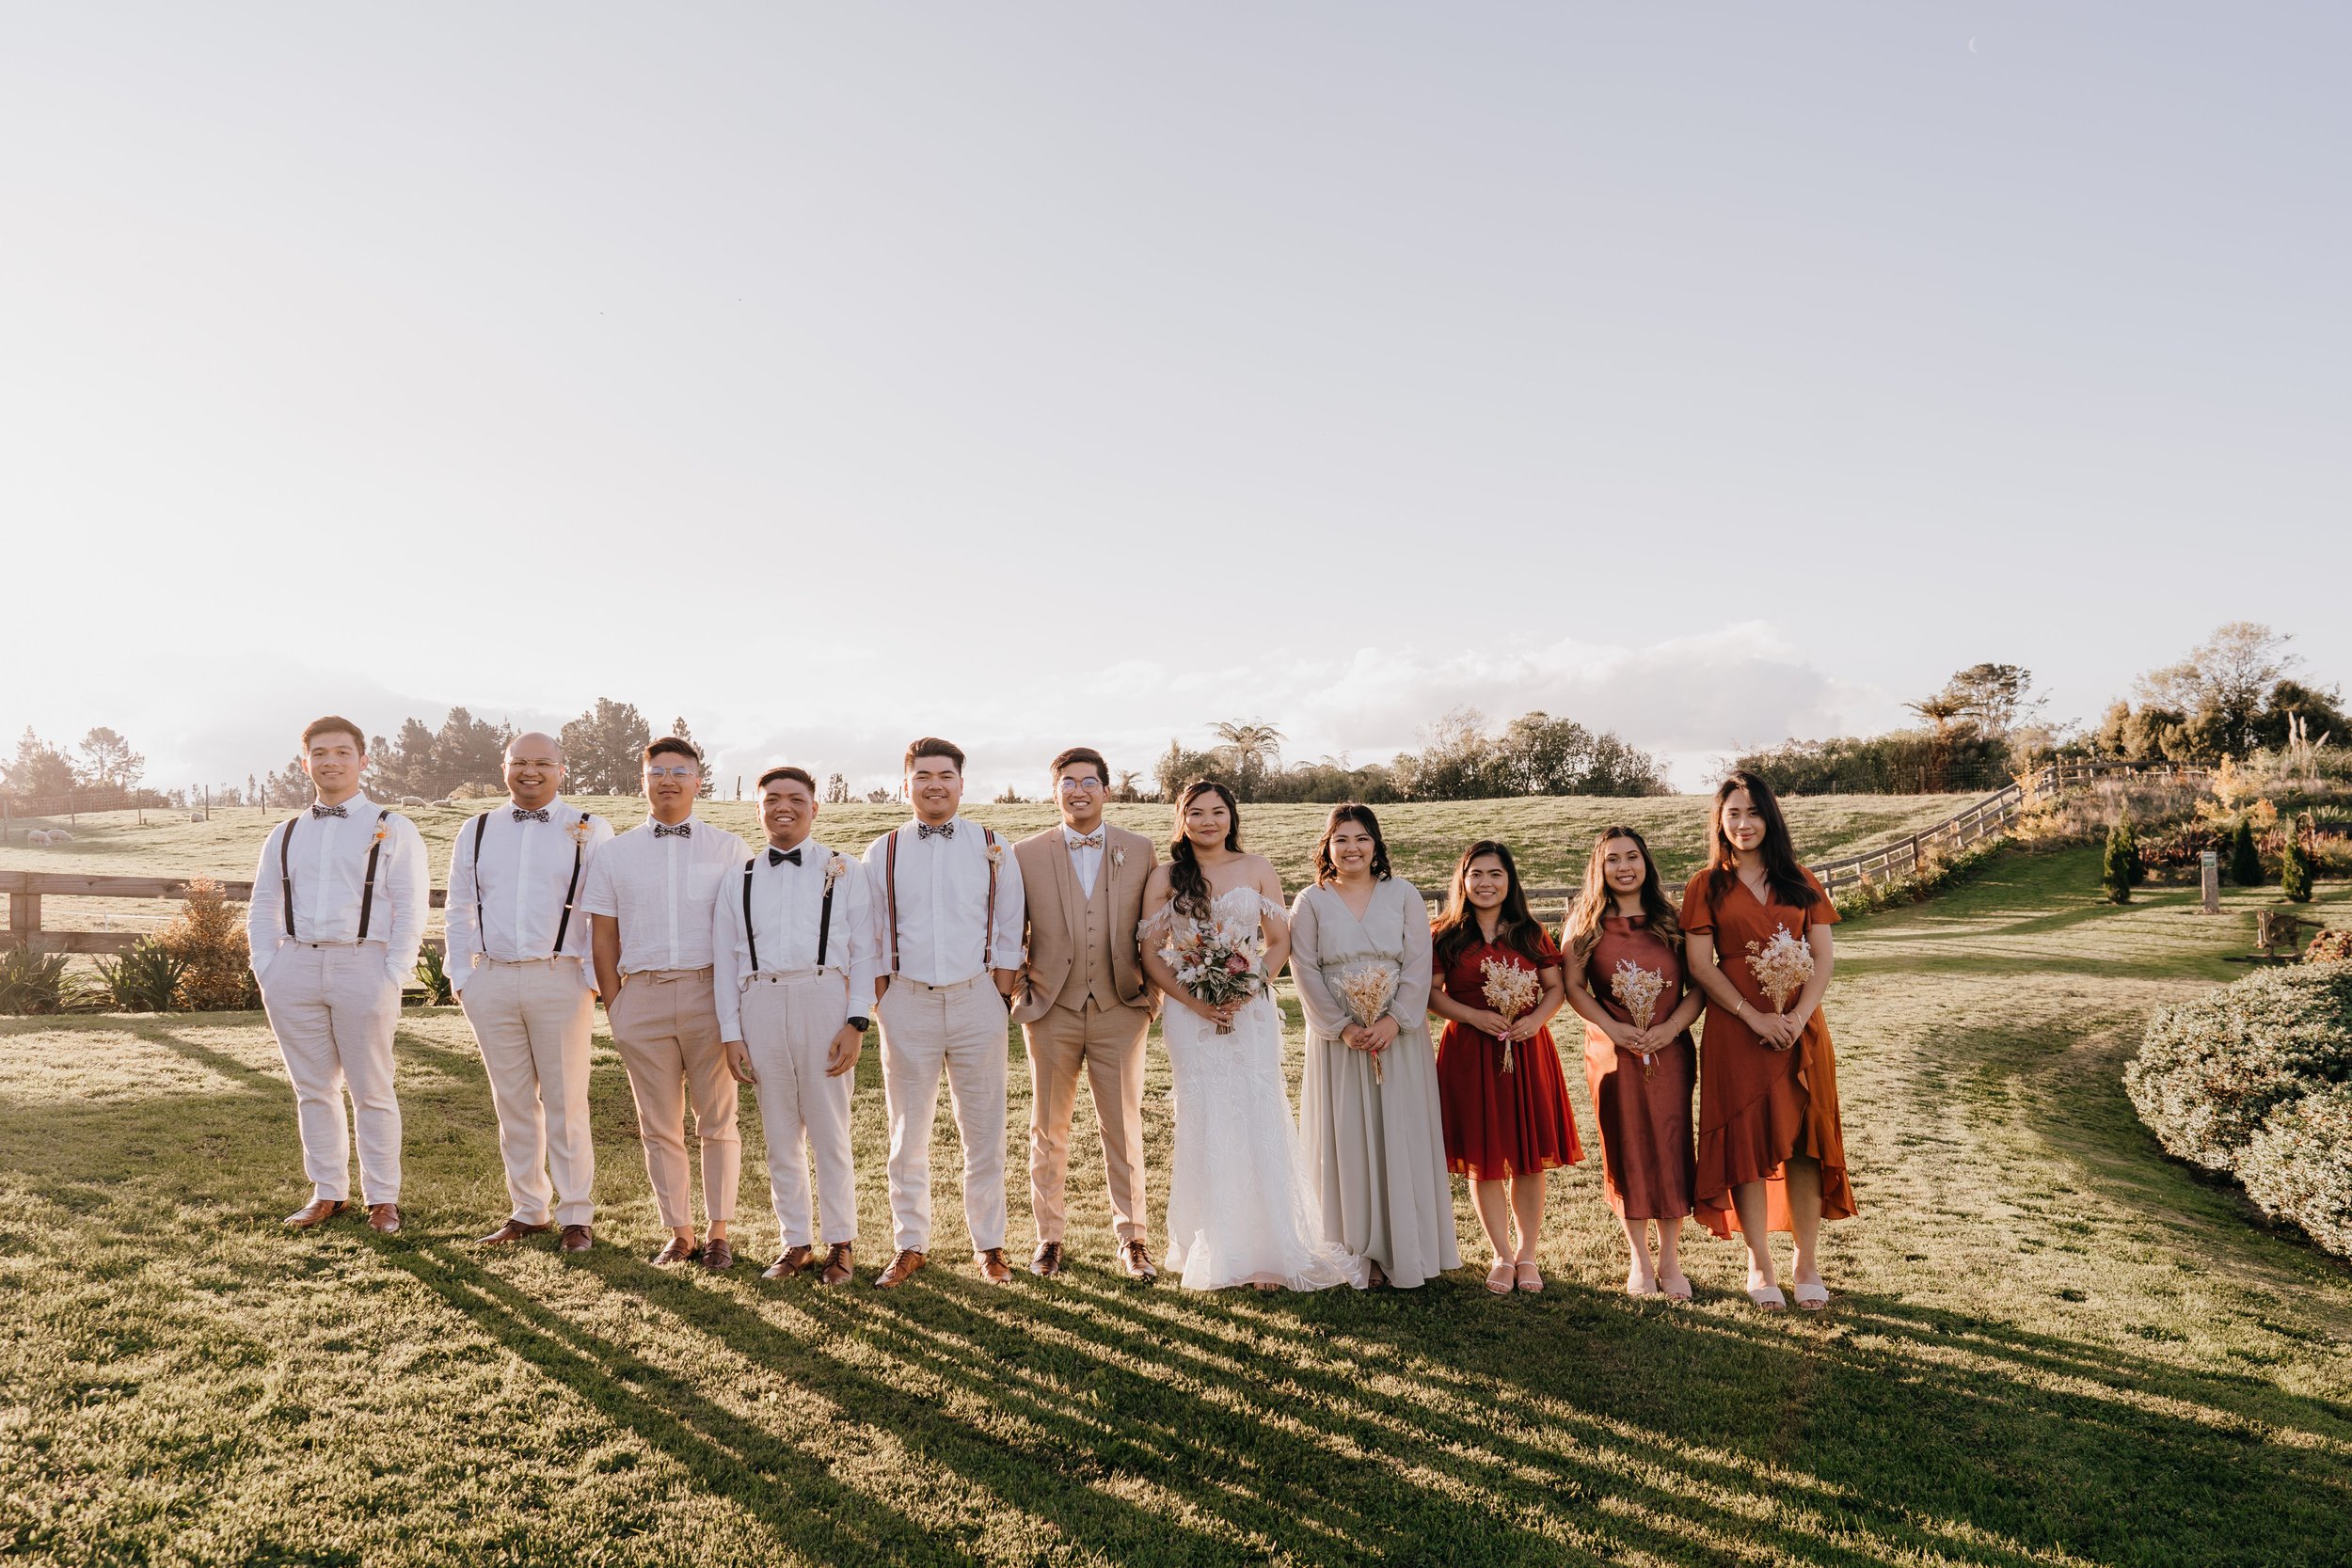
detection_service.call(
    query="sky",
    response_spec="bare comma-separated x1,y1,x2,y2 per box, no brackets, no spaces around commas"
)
4,4,2345,799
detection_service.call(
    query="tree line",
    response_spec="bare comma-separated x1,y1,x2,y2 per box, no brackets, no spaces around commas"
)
1147,711,1670,804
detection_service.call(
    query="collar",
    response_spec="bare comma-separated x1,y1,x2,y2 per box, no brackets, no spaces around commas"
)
647,814,697,833
508,795,567,815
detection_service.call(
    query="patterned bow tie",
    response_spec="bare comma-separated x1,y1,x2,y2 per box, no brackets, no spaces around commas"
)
769,847,803,867
512,807,550,823
653,821,691,839
1069,832,1104,850
917,821,955,839
310,804,347,819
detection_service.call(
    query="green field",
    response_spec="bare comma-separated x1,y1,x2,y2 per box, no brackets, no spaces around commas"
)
4,847,2349,1565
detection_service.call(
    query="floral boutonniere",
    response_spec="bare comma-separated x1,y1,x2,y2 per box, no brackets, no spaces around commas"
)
1111,846,1127,869
823,852,850,886
568,816,595,847
987,840,1005,867
372,822,389,846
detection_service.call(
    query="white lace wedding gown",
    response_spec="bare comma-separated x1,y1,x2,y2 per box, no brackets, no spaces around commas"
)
1145,888,1370,1292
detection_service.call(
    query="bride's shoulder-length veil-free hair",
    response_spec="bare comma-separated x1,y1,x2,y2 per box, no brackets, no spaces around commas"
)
1168,778,1243,922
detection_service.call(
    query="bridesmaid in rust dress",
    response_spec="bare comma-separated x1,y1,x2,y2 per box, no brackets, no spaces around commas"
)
1678,770,1855,1312
1429,840,1581,1296
1561,828,1702,1301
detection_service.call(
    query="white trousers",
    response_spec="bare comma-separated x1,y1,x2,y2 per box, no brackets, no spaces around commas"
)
259,942,403,1205
740,972,858,1247
878,975,1009,1255
458,958,596,1227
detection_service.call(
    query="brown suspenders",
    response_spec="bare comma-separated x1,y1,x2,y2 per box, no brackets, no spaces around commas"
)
883,825,997,977
279,809,389,942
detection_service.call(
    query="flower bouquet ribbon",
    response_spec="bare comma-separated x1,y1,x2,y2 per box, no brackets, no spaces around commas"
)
1609,959,1666,1081
1742,926,1814,1052
1158,913,1263,1036
1479,957,1540,1072
1336,961,1399,1085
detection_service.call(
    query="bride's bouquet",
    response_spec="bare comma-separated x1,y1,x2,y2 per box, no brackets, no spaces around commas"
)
1609,959,1666,1082
1159,913,1264,1036
1335,962,1399,1085
1479,957,1541,1072
1743,926,1815,1047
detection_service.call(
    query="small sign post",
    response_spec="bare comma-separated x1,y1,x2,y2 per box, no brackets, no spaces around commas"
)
2201,850,2220,914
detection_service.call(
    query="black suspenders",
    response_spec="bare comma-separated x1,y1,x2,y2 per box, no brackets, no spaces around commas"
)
742,850,840,974
474,809,593,958
280,809,389,942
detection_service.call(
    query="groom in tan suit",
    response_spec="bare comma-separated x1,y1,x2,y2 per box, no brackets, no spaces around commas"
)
1013,747,1160,1282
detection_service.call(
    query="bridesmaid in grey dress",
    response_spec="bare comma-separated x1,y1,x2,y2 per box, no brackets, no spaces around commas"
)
1290,804,1461,1288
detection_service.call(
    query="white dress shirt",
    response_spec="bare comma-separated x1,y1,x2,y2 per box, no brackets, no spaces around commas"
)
710,836,883,1038
576,815,748,973
442,799,615,993
246,798,430,986
862,816,1027,986
1063,822,1106,896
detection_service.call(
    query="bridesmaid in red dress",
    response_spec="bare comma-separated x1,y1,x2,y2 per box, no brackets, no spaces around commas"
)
1428,840,1581,1296
1678,770,1855,1312
1561,828,1702,1302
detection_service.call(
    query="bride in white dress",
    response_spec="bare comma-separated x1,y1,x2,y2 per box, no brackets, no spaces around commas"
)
1140,781,1368,1292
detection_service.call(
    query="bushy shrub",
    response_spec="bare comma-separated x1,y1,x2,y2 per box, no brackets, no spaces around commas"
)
159,878,260,1009
2236,1085,2352,1258
2280,818,2313,903
2230,817,2263,886
2306,929,2352,965
2103,816,2140,904
96,938,187,1013
0,948,70,1015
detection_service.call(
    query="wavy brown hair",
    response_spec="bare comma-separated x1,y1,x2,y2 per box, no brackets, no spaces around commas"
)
1564,826,1683,969
1706,769,1819,911
1311,803,1391,886
1432,840,1551,973
1167,779,1243,921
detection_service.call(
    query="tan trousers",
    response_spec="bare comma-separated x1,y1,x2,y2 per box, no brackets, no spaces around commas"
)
740,972,858,1248
609,967,739,1229
458,958,596,1227
878,975,1009,1256
260,942,404,1205
1023,998,1152,1246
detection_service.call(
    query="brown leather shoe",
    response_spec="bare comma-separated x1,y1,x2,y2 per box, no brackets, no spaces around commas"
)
763,1244,817,1281
873,1248,927,1288
650,1237,701,1267
283,1198,346,1230
560,1224,594,1254
1030,1240,1065,1277
479,1218,550,1245
1121,1240,1159,1283
818,1242,854,1287
701,1236,736,1272
366,1204,402,1235
975,1246,1011,1285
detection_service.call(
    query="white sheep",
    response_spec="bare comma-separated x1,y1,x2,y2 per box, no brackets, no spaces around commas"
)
401,796,431,808
44,829,73,844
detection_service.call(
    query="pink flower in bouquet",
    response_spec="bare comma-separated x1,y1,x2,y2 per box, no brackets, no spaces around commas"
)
1224,953,1249,974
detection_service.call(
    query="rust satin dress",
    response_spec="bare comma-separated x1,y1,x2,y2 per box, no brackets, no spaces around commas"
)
1433,929,1583,1181
1677,868,1856,1240
1580,913,1697,1222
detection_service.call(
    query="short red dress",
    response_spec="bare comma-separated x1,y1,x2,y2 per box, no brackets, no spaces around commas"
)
1678,867,1857,1240
1581,913,1697,1221
1433,928,1583,1180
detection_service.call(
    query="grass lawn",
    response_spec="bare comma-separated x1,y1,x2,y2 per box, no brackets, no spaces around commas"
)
5,848,2350,1565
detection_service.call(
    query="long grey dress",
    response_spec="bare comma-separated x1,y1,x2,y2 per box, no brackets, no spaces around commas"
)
1290,879,1461,1288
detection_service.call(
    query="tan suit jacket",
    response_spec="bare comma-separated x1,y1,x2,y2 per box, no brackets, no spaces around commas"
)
1011,821,1156,1023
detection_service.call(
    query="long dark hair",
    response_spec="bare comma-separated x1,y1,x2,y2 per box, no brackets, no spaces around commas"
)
1706,769,1818,911
1433,840,1550,972
1168,779,1243,921
1565,826,1683,969
1312,802,1391,885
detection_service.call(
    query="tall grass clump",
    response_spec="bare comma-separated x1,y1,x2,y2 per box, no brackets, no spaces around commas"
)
0,948,70,1015
96,938,187,1013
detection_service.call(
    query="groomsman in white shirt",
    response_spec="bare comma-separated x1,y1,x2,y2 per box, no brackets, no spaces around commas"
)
444,733,613,1254
713,766,881,1288
246,716,429,1235
579,736,749,1269
863,737,1025,1288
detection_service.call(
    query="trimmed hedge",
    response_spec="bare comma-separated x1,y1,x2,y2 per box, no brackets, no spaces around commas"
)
2125,962,2352,1259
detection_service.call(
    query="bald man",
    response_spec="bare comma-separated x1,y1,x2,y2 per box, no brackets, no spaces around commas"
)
445,733,615,1251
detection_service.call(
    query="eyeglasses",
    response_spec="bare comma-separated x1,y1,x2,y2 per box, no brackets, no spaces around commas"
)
644,766,701,781
1057,776,1105,793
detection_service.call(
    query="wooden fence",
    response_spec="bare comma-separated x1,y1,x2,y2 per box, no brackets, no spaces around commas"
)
2,875,450,957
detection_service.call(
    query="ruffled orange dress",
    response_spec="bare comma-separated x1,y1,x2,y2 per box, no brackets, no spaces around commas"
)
1677,867,1856,1240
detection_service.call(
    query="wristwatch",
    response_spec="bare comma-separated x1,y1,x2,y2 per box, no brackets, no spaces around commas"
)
847,1015,871,1034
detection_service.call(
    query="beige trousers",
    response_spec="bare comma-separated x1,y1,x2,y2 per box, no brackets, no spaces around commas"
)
740,972,859,1248
1023,998,1152,1246
458,958,596,1227
258,941,403,1205
609,967,739,1229
878,975,1009,1256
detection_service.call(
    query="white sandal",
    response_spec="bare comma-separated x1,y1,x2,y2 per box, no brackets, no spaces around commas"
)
1748,1285,1788,1310
1791,1280,1830,1311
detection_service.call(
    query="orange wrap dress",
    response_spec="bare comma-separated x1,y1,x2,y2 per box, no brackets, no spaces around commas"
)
1677,868,1856,1240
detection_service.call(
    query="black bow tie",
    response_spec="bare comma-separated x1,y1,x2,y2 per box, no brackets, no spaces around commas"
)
512,807,549,823
653,821,691,838
917,821,955,839
769,847,803,866
310,804,348,819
